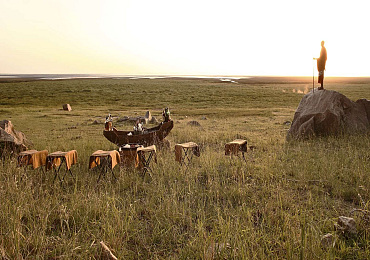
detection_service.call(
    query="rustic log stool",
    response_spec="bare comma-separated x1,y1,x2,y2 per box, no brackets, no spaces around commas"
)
89,150,121,183
137,145,157,176
175,142,200,171
46,150,77,183
225,139,248,164
17,150,48,173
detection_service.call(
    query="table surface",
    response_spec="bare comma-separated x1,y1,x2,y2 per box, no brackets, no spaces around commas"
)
175,142,198,148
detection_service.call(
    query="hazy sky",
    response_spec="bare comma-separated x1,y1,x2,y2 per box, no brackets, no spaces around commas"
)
1,0,369,76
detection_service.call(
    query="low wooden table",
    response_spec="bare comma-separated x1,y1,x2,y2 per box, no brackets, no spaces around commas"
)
46,150,78,183
137,145,157,176
17,150,48,172
89,150,121,183
175,142,200,171
225,139,248,164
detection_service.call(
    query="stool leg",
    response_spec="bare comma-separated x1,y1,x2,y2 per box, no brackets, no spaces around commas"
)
106,156,117,181
146,152,154,176
141,152,154,177
109,168,117,181
181,149,187,170
17,155,24,167
68,169,74,180
181,148,194,173
241,152,248,177
97,171,103,183
139,153,147,175
60,157,69,182
102,157,110,181
54,161,64,183
181,148,190,166
96,157,105,183
241,152,247,164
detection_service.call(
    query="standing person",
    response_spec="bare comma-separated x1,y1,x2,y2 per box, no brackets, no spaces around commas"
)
162,107,171,122
314,41,327,90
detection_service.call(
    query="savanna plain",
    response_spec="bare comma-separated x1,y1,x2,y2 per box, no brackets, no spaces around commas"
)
0,77,369,259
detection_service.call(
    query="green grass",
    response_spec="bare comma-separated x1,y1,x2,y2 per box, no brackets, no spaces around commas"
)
0,77,369,259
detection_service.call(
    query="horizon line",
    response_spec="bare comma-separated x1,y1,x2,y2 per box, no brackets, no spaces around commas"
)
1,73,370,78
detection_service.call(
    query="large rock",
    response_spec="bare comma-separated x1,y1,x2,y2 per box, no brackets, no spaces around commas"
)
335,216,357,236
150,116,158,124
0,120,32,155
188,120,202,127
126,116,148,125
321,233,335,248
145,110,152,121
287,89,370,139
62,104,72,111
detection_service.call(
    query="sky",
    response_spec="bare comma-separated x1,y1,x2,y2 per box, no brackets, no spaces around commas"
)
1,0,370,76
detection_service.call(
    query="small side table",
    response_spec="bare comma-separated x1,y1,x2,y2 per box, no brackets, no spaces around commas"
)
225,139,248,164
118,144,141,168
46,150,78,183
17,150,48,173
137,145,157,176
89,150,121,183
175,142,200,171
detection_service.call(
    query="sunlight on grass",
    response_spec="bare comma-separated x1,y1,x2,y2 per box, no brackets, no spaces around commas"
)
0,78,369,258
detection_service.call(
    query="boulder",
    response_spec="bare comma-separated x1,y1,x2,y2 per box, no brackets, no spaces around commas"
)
335,216,357,236
188,120,202,127
356,98,370,122
119,112,159,125
0,120,32,155
138,117,148,124
117,116,129,123
145,111,152,121
150,116,158,124
321,233,335,248
63,104,72,111
127,116,148,124
287,89,370,140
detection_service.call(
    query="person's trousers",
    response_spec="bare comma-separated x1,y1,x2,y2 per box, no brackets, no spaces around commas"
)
318,70,324,85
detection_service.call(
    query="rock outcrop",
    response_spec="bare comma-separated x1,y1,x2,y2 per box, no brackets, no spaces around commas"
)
117,111,159,125
287,89,370,140
0,120,32,155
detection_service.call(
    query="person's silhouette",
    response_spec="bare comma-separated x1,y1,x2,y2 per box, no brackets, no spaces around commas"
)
314,41,327,90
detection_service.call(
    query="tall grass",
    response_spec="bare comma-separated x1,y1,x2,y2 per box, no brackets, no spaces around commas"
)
0,78,369,258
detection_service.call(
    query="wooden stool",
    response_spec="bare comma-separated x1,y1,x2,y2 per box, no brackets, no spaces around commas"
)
225,139,248,164
46,150,77,183
175,142,200,171
137,145,157,176
89,150,121,183
17,150,48,173
118,144,141,169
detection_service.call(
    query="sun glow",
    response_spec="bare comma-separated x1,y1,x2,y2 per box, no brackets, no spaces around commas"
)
1,0,370,76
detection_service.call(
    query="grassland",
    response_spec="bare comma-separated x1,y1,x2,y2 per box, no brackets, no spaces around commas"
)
0,77,369,259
